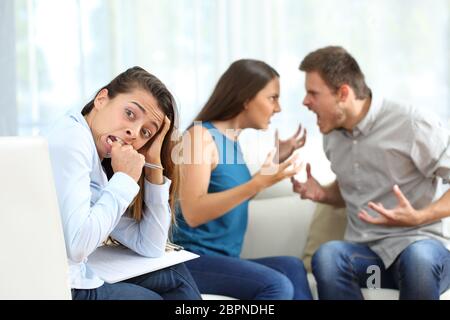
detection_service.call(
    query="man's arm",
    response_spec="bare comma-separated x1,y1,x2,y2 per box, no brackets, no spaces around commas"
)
322,180,346,208
421,189,450,223
359,185,450,226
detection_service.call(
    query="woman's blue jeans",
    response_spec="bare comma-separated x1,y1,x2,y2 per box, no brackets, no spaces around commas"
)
71,263,202,300
184,254,313,300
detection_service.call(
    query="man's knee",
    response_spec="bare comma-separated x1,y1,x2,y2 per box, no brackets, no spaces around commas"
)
399,240,445,273
312,241,349,280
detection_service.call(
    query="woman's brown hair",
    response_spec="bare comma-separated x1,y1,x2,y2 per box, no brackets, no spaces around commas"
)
82,66,179,224
194,59,279,122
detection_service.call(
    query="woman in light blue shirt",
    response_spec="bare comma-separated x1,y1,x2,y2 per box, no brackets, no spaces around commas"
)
46,66,201,300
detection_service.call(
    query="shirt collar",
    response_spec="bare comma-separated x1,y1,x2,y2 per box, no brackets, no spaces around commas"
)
354,91,383,136
69,108,104,163
69,108,91,131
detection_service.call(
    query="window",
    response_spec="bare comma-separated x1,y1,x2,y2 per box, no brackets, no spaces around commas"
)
11,0,450,139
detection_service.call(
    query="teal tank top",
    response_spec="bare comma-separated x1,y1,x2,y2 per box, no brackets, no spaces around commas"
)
173,121,252,257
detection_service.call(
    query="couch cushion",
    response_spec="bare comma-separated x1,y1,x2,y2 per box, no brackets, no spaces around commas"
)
308,272,450,300
302,204,347,272
241,196,316,259
203,274,450,300
253,179,294,200
308,273,399,300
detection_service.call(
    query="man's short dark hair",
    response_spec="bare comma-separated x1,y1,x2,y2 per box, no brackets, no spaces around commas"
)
299,46,371,99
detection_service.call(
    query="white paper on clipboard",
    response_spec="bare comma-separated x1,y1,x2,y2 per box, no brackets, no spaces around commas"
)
87,245,199,284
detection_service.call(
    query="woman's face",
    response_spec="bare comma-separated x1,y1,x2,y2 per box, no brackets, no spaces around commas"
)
242,77,281,130
85,88,165,159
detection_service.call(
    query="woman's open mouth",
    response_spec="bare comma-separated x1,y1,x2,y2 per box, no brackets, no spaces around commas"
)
107,135,125,146
104,135,126,157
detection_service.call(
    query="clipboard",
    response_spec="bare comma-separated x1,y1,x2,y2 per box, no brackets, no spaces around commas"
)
87,244,199,284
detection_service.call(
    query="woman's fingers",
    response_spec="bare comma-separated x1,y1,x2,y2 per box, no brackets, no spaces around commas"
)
160,115,171,136
296,128,307,148
290,124,303,140
263,148,277,165
283,160,304,178
279,153,300,170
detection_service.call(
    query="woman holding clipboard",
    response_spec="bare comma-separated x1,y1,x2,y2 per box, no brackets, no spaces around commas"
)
46,67,201,300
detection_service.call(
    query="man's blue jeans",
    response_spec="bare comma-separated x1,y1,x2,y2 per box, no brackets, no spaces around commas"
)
312,239,450,300
72,263,202,300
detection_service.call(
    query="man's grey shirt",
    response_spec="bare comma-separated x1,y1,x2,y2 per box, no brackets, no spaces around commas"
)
323,94,450,268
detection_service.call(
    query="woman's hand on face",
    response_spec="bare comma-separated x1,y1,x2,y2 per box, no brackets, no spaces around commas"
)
110,141,145,182
141,115,172,165
275,124,307,163
252,148,304,191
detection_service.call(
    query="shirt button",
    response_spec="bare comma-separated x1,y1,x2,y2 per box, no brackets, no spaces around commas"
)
355,163,359,168
353,140,358,145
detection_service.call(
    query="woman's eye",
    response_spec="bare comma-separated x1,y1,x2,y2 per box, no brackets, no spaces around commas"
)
142,128,152,139
125,109,135,119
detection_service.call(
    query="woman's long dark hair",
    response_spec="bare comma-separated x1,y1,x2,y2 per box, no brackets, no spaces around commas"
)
82,66,179,223
194,59,279,122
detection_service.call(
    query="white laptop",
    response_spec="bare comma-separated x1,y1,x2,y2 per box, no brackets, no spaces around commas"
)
0,136,71,299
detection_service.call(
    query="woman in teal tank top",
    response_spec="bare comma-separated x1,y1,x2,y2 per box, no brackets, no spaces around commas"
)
173,59,312,300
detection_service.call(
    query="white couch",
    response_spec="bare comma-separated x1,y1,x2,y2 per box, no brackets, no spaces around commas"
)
3,136,449,300
204,177,450,300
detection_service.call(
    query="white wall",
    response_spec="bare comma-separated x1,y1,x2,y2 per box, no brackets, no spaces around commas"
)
0,0,16,136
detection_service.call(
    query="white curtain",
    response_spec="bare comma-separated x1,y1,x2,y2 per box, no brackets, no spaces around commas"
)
12,0,450,139
0,0,16,135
